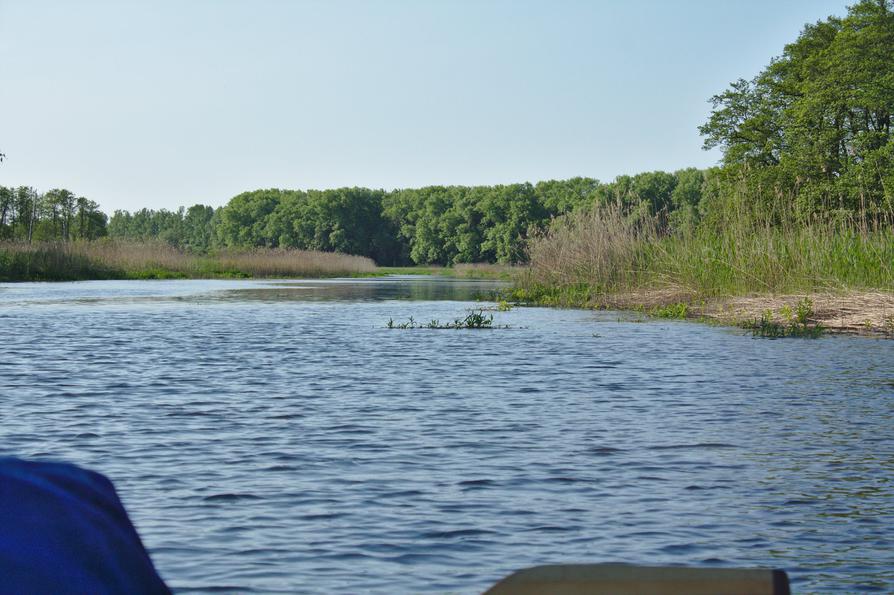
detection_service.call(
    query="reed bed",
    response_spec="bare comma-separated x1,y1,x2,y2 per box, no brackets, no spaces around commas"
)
521,205,894,304
524,207,651,291
212,248,376,277
0,241,376,281
0,241,115,281
78,241,201,276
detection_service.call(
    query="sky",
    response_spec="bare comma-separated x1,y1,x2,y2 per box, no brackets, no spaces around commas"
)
0,0,850,212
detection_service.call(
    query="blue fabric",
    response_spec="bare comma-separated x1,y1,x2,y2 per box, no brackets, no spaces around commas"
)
0,458,170,594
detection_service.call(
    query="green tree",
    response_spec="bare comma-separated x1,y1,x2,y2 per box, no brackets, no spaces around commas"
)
215,190,282,247
183,204,215,251
534,177,601,215
699,0,894,221
74,197,107,240
0,186,13,239
477,183,546,264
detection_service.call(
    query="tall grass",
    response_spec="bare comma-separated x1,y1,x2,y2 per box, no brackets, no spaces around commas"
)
521,205,894,304
211,248,376,278
524,207,652,291
0,242,117,281
653,224,894,295
0,240,376,282
451,262,518,279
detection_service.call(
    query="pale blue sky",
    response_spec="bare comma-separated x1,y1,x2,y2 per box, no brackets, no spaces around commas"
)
1,0,849,212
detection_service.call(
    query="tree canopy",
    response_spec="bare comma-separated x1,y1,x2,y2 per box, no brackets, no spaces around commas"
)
0,186,107,242
699,0,894,221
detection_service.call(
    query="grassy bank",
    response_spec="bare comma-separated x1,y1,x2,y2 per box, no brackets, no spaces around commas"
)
0,241,376,281
508,207,894,334
353,263,516,279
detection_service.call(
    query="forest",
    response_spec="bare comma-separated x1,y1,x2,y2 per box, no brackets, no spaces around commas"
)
103,172,703,266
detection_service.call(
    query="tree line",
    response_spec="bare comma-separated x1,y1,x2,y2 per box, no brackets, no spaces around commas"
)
0,187,107,242
105,171,712,266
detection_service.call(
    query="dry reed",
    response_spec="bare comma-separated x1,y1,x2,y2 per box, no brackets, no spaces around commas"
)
0,240,376,281
212,248,376,277
526,206,655,290
523,205,894,300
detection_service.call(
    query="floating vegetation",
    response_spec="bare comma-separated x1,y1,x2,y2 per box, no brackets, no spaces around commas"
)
386,310,509,330
744,297,824,338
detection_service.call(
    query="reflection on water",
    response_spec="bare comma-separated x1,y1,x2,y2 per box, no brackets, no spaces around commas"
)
0,277,891,593
0,276,504,308
229,276,504,303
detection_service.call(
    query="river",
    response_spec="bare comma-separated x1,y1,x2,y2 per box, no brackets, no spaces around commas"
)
0,277,891,593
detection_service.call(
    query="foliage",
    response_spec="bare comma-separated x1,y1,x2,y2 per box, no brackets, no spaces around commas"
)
699,0,894,223
502,282,599,308
745,298,825,338
524,206,894,298
104,172,700,267
0,186,107,243
107,205,214,252
650,303,689,319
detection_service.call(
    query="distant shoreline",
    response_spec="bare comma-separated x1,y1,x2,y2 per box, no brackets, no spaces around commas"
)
2,242,891,336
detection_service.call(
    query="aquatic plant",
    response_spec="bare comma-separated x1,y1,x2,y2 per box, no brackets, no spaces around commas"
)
745,298,824,338
650,302,689,319
386,310,508,329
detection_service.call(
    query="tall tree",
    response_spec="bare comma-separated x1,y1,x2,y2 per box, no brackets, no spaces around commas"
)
700,0,894,220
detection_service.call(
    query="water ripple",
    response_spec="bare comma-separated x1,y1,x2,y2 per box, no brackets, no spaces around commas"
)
0,278,892,593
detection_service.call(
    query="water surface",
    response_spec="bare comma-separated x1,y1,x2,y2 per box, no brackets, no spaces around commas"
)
1,278,892,593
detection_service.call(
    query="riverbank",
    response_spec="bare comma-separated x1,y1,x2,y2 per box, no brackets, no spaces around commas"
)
506,283,894,337
0,241,376,281
509,205,894,336
703,292,894,336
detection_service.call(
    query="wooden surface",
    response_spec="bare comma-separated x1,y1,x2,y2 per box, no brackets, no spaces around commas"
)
484,564,790,595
